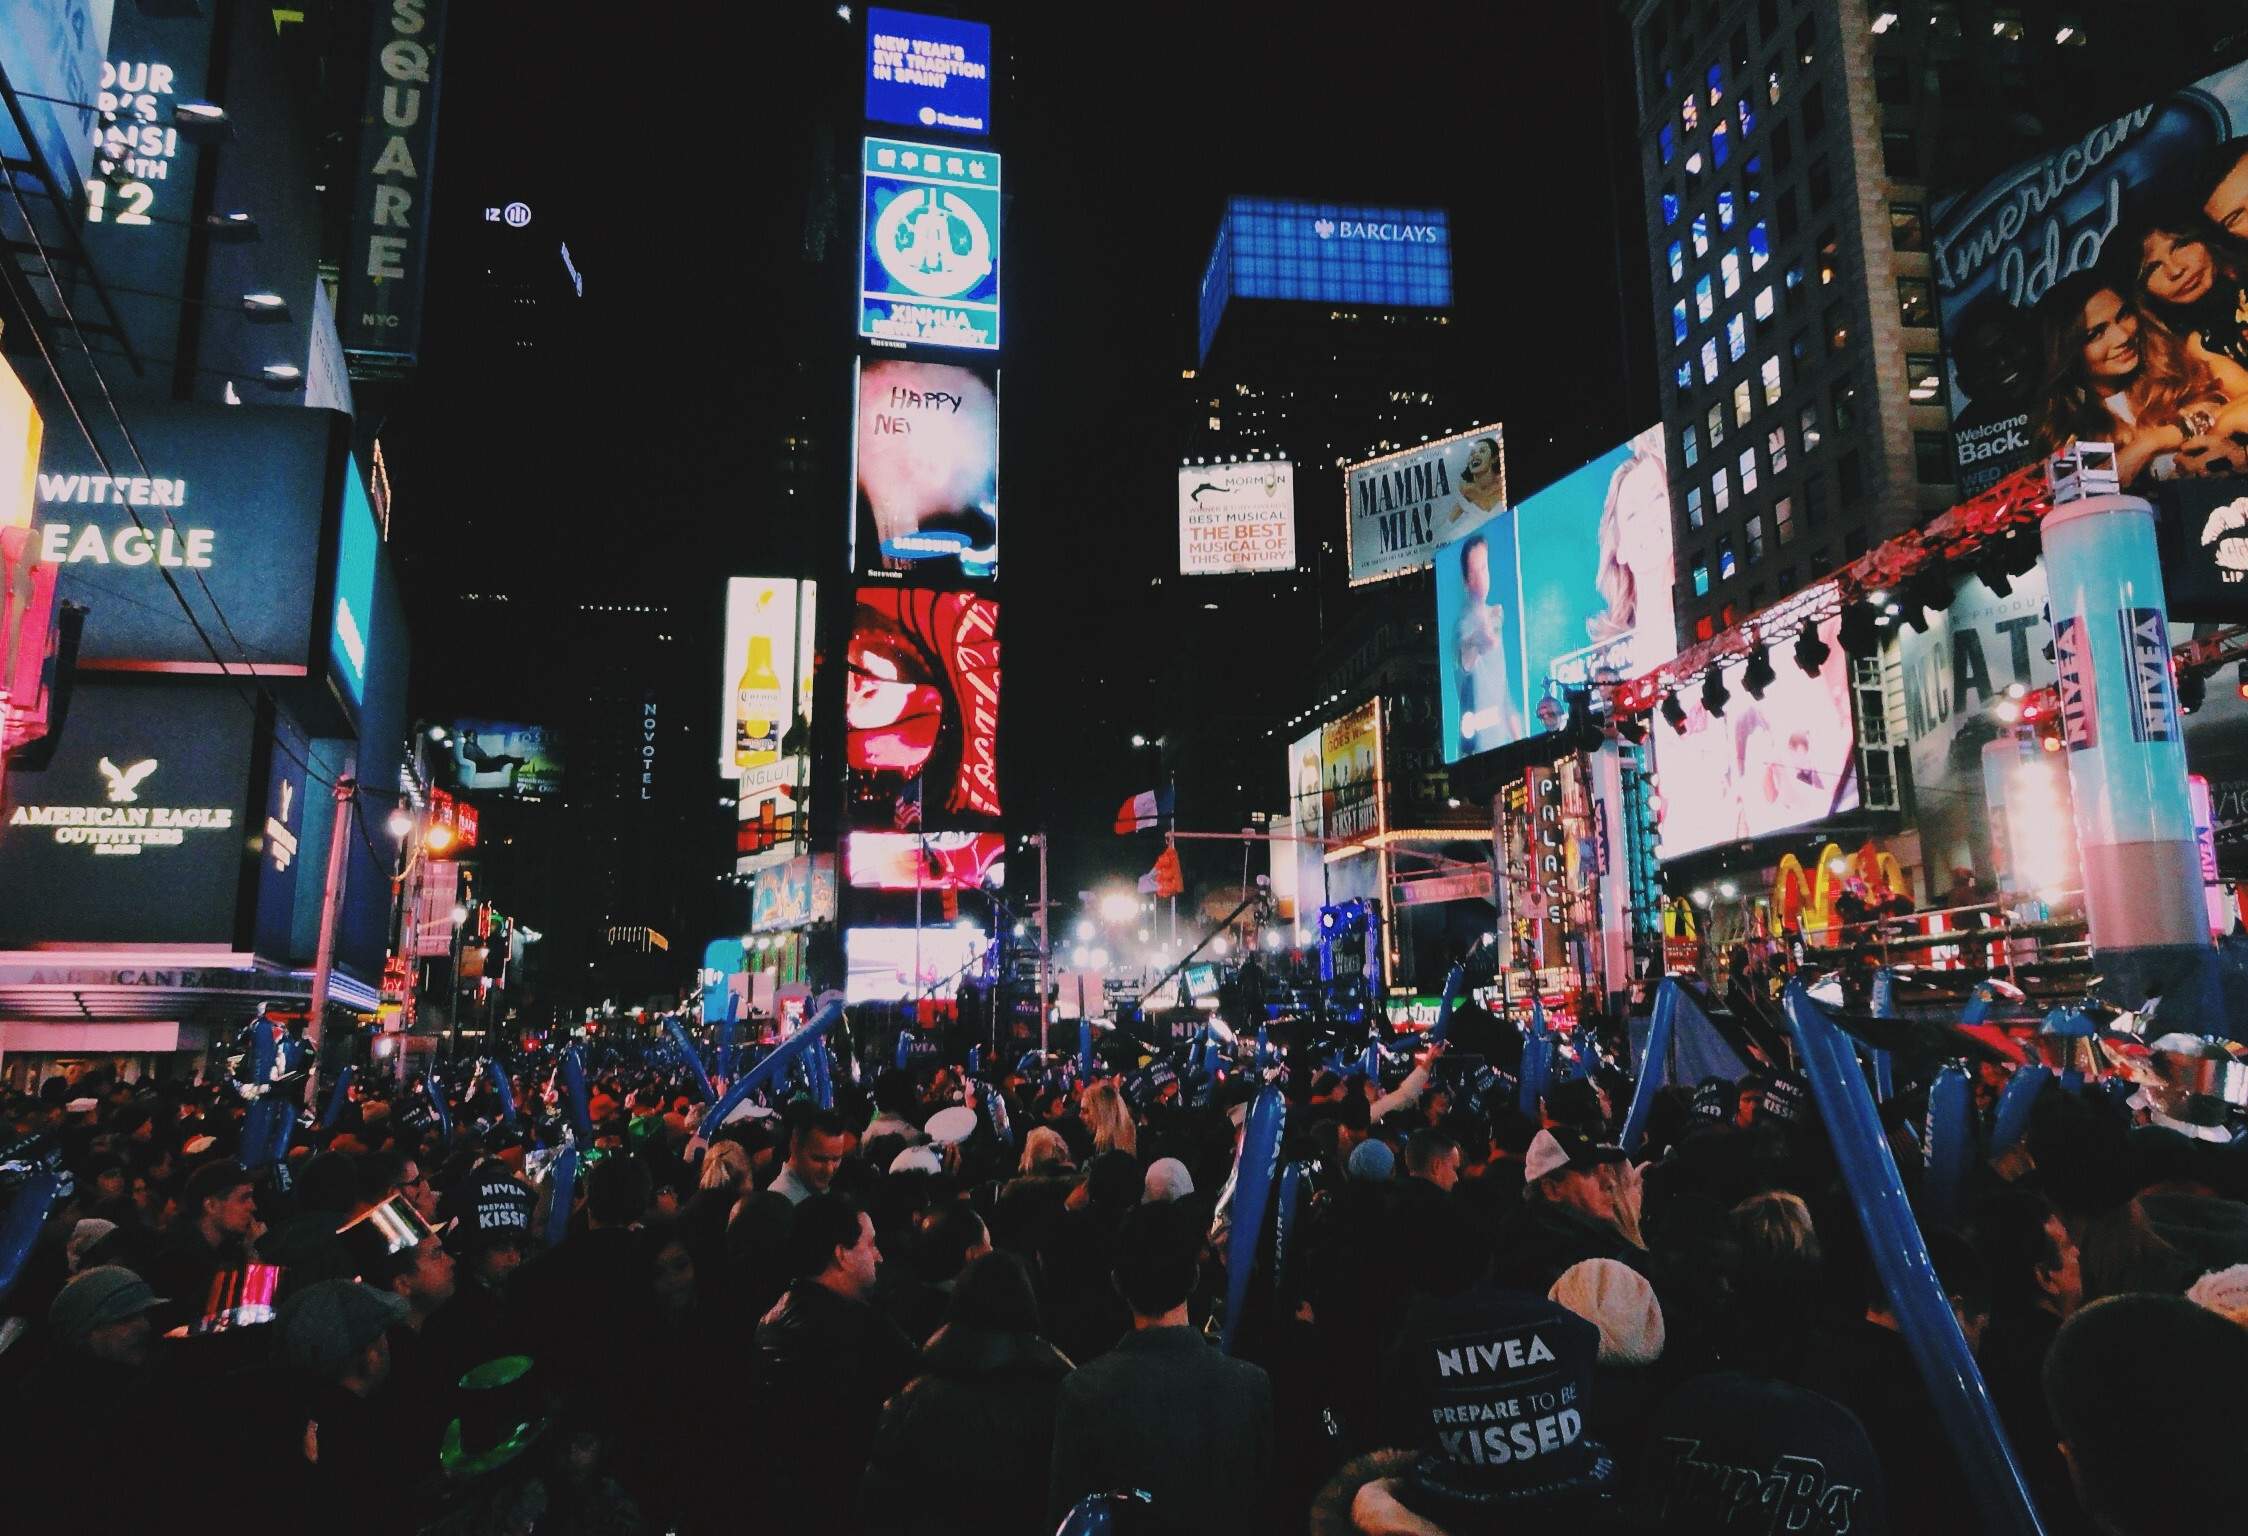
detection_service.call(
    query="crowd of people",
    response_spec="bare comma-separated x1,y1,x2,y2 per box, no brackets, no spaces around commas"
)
5,1000,2248,1535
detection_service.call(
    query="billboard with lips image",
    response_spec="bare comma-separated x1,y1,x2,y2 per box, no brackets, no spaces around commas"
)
846,586,1000,828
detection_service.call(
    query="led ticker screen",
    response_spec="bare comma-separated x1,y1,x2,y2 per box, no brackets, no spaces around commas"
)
855,358,998,578
1199,197,1451,363
846,831,1006,891
847,587,1001,828
1650,615,1859,859
865,7,991,137
861,137,1001,352
846,924,989,1003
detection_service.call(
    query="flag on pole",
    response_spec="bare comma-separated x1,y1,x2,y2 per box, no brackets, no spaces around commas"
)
1114,787,1171,834
1138,842,1184,897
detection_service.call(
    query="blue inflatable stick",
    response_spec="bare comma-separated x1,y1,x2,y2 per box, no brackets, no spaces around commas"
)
716,993,741,1077
1517,999,1552,1119
662,1016,716,1103
559,1047,592,1144
1868,969,1899,1103
0,1171,60,1303
1271,1159,1308,1296
808,1034,835,1110
1989,1064,2052,1161
1428,962,1468,1045
485,1059,518,1127
545,1144,578,1249
1619,980,1680,1155
1783,982,2044,1536
1222,1085,1286,1355
1924,1064,1974,1229
320,1066,354,1130
1255,1023,1271,1072
1079,1017,1094,1078
701,996,847,1132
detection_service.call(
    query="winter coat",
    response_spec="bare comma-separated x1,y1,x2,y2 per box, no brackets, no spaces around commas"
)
860,1323,1073,1536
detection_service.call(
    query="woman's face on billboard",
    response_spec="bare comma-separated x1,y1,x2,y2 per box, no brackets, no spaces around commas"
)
2139,230,2216,307
2077,289,2141,383
1465,440,1498,482
846,622,940,771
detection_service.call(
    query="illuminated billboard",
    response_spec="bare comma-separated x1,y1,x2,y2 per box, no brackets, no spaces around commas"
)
1,354,51,733
1286,728,1325,918
861,137,1000,352
1434,501,1525,761
1199,197,1451,363
1650,615,1859,859
847,587,1000,829
752,853,838,933
450,721,562,799
846,924,989,1003
854,358,998,578
724,578,818,869
865,7,991,137
1344,424,1506,586
1178,461,1295,576
330,457,380,713
1931,58,2248,494
846,830,1006,891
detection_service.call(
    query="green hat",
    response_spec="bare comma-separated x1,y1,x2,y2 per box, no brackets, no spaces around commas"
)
439,1355,552,1478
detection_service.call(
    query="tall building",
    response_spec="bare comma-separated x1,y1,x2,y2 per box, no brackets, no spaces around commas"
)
1627,0,2248,648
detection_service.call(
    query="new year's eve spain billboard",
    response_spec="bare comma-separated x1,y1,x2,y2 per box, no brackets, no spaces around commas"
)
1344,425,1506,586
861,137,1000,352
865,7,991,137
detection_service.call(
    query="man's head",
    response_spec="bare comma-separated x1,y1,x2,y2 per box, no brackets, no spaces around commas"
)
1522,1127,1625,1221
2044,1293,2248,1536
791,1193,880,1301
787,1109,853,1195
1404,1129,1462,1192
370,1234,455,1318
1867,1227,1991,1354
51,1266,164,1367
183,1159,258,1244
913,1202,991,1286
1975,1187,2084,1323
1111,1200,1200,1323
276,1278,408,1396
2203,140,2248,245
584,1153,652,1228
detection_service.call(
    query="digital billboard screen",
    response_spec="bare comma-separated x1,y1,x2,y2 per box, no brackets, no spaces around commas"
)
1178,461,1295,576
330,456,380,712
450,721,562,799
1650,615,1859,859
860,137,1000,352
855,358,997,578
31,404,347,674
752,853,838,933
1344,424,1506,585
846,830,1006,891
1199,197,1451,363
0,679,261,947
1433,501,1525,760
1931,58,2248,495
1287,728,1324,920
847,587,1000,829
846,924,988,1003
865,7,991,137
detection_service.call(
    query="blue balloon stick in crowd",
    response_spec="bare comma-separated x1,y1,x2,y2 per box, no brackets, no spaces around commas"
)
1428,962,1468,1045
700,996,846,1130
267,1092,295,1167
662,1016,716,1103
1222,1084,1286,1356
320,1066,354,1130
1619,978,1681,1155
1078,1017,1093,1078
1783,981,2047,1536
559,1047,592,1144
424,1062,451,1142
0,1171,60,1303
1255,1023,1271,1072
716,994,740,1077
545,1144,577,1250
239,1098,276,1170
1271,1158,1307,1297
1989,1063,2051,1159
1924,1064,1974,1230
1868,969,1899,1103
1517,998,1552,1119
485,1058,517,1127
809,1034,834,1110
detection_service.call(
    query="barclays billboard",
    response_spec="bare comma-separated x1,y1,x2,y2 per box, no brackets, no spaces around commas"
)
1198,197,1452,363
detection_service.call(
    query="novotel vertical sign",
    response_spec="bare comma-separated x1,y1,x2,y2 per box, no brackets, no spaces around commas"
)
339,0,448,372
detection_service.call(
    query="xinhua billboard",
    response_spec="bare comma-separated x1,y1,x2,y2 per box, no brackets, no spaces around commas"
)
861,137,1000,352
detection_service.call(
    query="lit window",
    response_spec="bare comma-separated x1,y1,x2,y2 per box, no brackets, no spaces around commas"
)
1700,339,1720,383
1746,515,1765,562
1775,495,1798,544
1785,261,1804,291
1753,285,1775,322
1732,378,1752,427
1686,484,1704,528
1673,300,1689,345
1767,424,1789,474
1692,212,1710,257
1662,190,1680,224
1818,228,1839,284
1800,404,1823,453
1712,119,1730,168
1749,222,1770,270
1739,446,1759,494
1676,358,1694,390
1727,313,1748,362
1707,62,1725,105
1686,151,1704,180
1717,189,1736,230
1659,124,1677,164
1760,354,1782,407
1827,304,1850,354
1739,95,1757,137
1667,240,1684,281
1707,403,1726,449
1683,424,1701,469
1721,250,1742,296
1890,202,1926,251
1898,276,1934,328
1743,155,1762,202
1719,540,1738,580
1713,468,1732,514
1693,562,1711,597
1682,94,1699,133
1907,353,1941,402
1695,274,1714,322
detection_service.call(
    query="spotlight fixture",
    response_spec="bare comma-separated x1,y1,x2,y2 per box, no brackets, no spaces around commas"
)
1740,637,1776,700
1615,713,1650,745
2178,665,2206,715
1700,666,1731,718
1838,598,1881,656
1792,623,1832,675
1660,691,1688,733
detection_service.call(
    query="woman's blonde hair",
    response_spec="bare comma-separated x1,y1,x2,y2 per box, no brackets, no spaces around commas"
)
1731,1189,1821,1264
1020,1125,1073,1175
697,1139,751,1192
1082,1080,1137,1159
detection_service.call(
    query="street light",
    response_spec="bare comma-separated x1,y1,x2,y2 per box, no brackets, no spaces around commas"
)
1098,890,1139,923
1131,734,1148,748
387,808,414,840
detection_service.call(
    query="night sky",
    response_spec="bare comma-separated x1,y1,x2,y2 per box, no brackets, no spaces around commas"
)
401,1,1652,906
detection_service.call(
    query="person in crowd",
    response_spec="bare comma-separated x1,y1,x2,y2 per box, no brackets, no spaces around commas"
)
1490,1127,1647,1293
729,1106,855,1317
509,1153,652,1404
144,1157,264,1332
6,1266,165,1494
757,1192,920,1535
1143,1155,1195,1204
1974,1186,2092,1534
1080,1078,1138,1160
1049,1201,1273,1536
274,1278,415,1534
862,1250,1074,1535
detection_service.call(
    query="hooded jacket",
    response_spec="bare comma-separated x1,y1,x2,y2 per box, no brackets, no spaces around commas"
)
861,1324,1074,1536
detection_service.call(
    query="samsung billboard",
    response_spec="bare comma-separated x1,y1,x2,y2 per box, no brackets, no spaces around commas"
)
854,358,998,578
1198,197,1451,363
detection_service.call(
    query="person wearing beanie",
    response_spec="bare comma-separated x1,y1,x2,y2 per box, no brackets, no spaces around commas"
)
64,1217,118,1274
1347,1138,1398,1183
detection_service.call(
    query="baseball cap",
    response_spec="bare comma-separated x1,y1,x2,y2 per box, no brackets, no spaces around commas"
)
51,1265,166,1342
1638,1372,1887,1533
1387,1289,1617,1522
275,1278,409,1378
1522,1127,1627,1188
183,1158,253,1209
1548,1259,1666,1366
